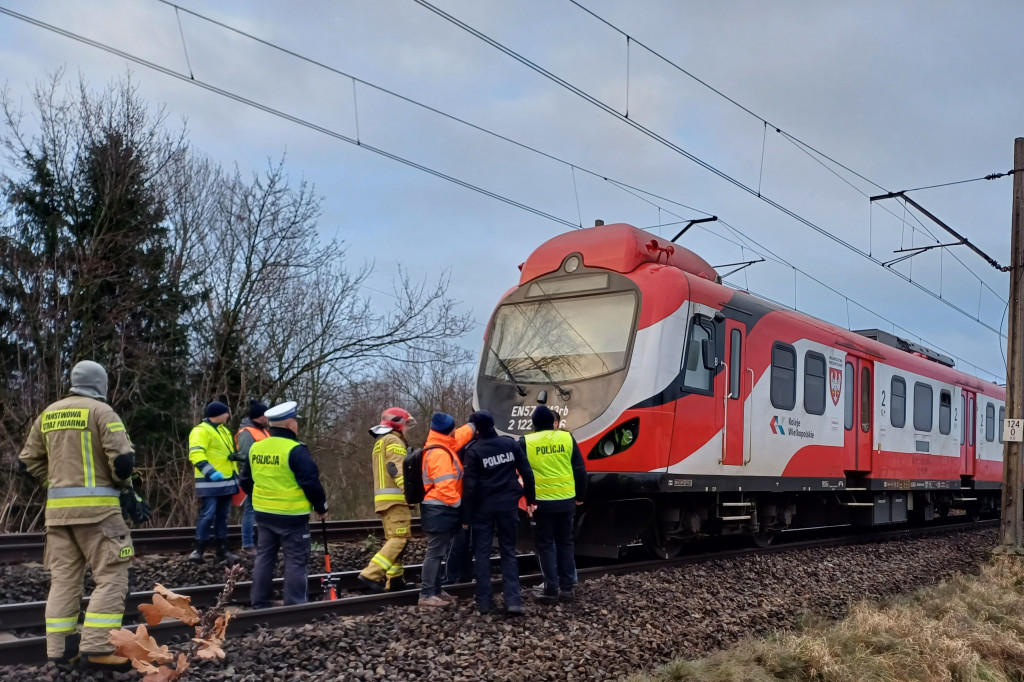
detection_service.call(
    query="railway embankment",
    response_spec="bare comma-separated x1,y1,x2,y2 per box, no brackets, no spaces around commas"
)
0,526,995,681
627,540,1024,682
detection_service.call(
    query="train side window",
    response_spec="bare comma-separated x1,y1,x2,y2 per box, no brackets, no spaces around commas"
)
960,394,966,445
1000,406,1006,444
729,329,741,399
939,390,951,435
860,367,871,433
986,403,996,442
969,396,975,446
804,351,826,415
682,317,714,393
890,376,906,428
913,383,933,432
770,343,797,410
844,362,854,430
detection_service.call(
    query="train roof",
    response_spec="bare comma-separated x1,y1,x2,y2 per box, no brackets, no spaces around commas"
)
519,223,719,285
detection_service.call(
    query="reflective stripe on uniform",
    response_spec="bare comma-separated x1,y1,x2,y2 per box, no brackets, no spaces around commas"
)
370,553,393,571
421,498,461,507
83,612,122,628
394,475,405,487
423,472,459,484
45,616,78,633
47,497,120,509
81,431,95,487
385,563,404,578
189,446,205,452
48,486,120,498
195,479,237,492
374,486,405,504
107,422,126,433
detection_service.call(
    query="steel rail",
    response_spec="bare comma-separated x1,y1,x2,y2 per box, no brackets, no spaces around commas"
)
0,519,996,666
0,519,419,564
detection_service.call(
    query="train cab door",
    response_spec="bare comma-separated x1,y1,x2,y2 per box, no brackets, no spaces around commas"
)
960,390,976,477
843,358,874,471
721,322,746,466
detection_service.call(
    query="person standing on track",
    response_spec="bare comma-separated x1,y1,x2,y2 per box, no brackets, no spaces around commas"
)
18,360,139,672
358,407,416,593
187,401,240,564
233,400,270,555
461,410,535,614
240,400,328,608
418,412,476,609
521,405,586,604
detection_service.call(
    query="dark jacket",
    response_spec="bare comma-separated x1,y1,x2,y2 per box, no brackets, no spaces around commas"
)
240,426,328,517
462,428,536,522
519,431,587,514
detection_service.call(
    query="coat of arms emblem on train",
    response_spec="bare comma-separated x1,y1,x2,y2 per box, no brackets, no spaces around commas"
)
829,367,842,405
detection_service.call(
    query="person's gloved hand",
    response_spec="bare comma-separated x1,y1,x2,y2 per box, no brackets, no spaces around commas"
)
209,470,226,482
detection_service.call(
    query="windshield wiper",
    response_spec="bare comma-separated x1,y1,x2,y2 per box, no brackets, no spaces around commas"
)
522,351,572,401
489,347,528,396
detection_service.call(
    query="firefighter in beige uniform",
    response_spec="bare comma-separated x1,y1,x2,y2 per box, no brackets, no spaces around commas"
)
358,407,416,592
18,361,137,671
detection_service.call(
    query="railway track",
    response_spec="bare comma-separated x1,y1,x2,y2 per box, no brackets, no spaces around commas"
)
0,518,996,666
0,518,418,564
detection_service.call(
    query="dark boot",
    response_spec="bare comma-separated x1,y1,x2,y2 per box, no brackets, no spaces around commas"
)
386,576,415,591
216,539,240,563
80,653,132,672
187,539,207,564
48,632,80,668
358,575,385,593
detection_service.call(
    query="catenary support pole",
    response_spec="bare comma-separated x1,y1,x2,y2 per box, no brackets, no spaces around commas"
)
996,137,1024,555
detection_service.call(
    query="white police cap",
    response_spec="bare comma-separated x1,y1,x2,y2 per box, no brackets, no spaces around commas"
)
265,400,299,422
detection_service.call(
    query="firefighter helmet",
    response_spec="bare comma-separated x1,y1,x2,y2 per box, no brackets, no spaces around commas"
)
380,407,416,433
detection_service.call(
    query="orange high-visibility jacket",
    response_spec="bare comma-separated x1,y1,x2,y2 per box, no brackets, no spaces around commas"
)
422,424,475,508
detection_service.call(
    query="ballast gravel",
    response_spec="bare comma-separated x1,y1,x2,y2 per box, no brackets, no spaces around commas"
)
0,526,995,681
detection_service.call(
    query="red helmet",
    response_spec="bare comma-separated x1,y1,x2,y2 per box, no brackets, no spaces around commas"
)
380,407,416,433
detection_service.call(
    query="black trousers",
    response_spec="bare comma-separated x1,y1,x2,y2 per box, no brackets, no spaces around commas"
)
533,508,575,595
251,514,311,609
472,508,521,609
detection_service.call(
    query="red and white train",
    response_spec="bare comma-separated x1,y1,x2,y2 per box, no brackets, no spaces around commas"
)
475,223,1005,558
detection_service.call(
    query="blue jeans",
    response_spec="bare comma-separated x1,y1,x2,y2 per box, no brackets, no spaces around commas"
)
241,496,255,548
420,504,460,598
251,514,311,608
196,495,233,542
445,526,474,584
534,509,576,595
473,508,521,609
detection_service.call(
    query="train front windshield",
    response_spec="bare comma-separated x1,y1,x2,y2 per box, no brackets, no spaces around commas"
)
484,291,636,384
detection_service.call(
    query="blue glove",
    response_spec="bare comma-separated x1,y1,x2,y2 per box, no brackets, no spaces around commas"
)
209,470,225,482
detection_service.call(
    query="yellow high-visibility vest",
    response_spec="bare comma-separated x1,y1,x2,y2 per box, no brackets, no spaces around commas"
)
249,436,312,516
523,430,575,501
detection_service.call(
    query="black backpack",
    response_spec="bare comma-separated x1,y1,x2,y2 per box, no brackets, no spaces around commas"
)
402,444,450,505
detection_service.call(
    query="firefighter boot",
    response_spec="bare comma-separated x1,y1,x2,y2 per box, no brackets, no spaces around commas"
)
386,576,415,591
216,539,240,563
187,539,207,564
47,632,80,669
81,653,133,672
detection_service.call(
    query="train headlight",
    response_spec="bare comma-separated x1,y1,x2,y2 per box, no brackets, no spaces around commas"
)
588,418,639,460
564,255,581,273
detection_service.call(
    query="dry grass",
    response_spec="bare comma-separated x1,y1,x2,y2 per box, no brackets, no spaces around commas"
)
626,557,1024,682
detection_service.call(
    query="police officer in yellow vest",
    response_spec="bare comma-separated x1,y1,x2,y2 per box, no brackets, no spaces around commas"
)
519,405,587,604
187,401,240,563
18,361,138,672
239,401,328,608
358,407,416,593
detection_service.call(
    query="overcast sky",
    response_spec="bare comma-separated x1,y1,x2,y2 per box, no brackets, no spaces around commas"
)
1,1,1020,383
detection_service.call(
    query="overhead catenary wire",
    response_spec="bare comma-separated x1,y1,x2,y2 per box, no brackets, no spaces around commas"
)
1,4,1002,379
411,0,1009,339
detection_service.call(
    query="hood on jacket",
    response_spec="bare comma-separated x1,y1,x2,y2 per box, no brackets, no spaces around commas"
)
68,361,108,401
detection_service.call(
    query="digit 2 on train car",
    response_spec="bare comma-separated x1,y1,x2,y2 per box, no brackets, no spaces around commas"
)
474,223,1004,559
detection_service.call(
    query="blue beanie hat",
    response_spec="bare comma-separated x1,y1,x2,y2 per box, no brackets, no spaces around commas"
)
532,405,556,430
205,401,230,419
430,412,455,435
469,410,495,431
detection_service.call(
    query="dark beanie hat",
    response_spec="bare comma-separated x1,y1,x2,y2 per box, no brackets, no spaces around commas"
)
430,412,455,435
205,401,229,419
469,410,495,431
532,405,556,430
248,400,269,420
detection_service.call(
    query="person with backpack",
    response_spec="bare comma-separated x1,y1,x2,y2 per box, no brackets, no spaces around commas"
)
358,407,416,593
461,410,535,614
232,400,269,555
520,405,586,604
417,412,475,609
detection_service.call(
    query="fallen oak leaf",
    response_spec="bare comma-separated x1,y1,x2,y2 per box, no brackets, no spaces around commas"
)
132,659,161,674
110,625,174,664
141,664,184,682
193,637,226,660
174,652,190,678
139,593,200,626
153,584,193,610
212,611,231,640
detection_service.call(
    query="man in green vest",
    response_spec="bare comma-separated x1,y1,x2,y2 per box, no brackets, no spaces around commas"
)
187,401,240,564
520,405,586,604
239,400,328,608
